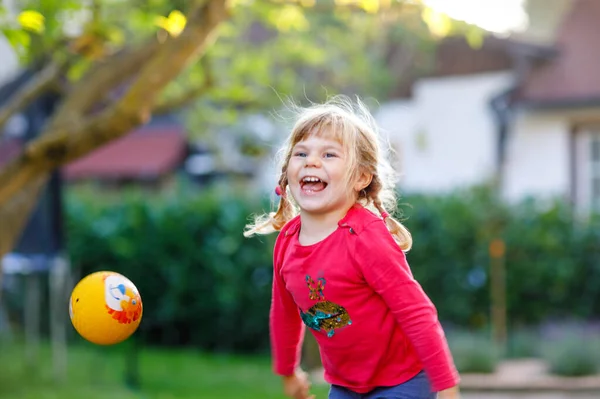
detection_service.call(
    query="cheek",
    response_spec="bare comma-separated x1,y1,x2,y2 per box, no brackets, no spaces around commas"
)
285,165,298,183
332,167,351,185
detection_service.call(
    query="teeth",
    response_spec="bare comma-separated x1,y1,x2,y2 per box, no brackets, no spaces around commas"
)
302,177,321,183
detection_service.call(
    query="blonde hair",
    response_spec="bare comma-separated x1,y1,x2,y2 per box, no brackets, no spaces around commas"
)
244,95,412,251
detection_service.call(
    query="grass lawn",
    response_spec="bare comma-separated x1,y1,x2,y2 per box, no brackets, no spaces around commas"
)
0,339,330,399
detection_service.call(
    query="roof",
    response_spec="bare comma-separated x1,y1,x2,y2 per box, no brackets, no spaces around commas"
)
431,36,514,77
392,35,535,98
516,0,600,107
0,123,188,183
63,125,187,182
430,35,557,78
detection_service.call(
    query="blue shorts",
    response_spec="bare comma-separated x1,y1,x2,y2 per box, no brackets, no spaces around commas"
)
328,371,437,399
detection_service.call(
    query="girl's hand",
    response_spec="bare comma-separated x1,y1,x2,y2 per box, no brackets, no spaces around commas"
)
437,386,460,399
282,369,315,399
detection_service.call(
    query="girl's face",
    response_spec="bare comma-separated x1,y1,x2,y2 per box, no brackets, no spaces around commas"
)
287,131,367,219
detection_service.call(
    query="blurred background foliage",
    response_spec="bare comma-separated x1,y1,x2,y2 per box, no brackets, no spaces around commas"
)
0,0,479,140
5,182,592,354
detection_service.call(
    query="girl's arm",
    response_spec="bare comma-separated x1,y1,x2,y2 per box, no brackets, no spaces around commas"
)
270,237,306,377
438,386,461,398
353,220,460,393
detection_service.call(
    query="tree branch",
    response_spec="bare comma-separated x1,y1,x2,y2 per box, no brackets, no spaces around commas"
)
47,39,161,132
153,82,212,115
0,0,231,212
47,0,225,132
153,57,215,114
0,62,65,139
116,0,229,115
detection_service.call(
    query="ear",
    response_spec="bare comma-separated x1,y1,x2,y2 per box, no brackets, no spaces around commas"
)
353,172,372,192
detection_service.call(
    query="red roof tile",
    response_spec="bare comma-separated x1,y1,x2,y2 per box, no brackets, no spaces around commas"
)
518,0,600,104
63,126,187,181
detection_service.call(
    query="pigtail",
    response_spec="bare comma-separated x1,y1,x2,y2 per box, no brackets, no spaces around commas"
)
243,177,297,237
364,172,412,251
270,178,296,231
372,199,412,251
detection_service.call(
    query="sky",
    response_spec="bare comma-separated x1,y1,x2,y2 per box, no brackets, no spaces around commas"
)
424,0,529,34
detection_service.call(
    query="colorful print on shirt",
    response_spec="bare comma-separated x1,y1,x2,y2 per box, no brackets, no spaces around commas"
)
299,275,352,337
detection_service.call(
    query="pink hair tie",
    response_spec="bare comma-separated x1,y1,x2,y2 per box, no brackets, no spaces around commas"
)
381,212,389,220
275,186,283,196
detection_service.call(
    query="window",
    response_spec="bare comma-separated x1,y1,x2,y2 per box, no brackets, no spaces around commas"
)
591,136,600,212
574,128,600,214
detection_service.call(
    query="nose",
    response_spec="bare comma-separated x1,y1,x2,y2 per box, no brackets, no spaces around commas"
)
305,153,321,168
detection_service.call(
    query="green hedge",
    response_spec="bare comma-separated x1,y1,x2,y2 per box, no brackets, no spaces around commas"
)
65,184,600,352
402,187,600,327
66,184,275,352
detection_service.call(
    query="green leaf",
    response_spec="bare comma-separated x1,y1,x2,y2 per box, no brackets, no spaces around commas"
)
18,10,45,33
155,10,187,37
465,25,484,49
66,58,92,81
267,5,309,32
421,6,452,37
2,28,31,53
106,26,125,45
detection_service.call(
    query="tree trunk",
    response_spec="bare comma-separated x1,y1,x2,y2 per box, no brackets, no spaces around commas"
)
0,175,48,257
0,62,64,138
0,0,231,284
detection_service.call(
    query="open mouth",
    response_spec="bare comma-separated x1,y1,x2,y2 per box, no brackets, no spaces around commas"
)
300,176,328,194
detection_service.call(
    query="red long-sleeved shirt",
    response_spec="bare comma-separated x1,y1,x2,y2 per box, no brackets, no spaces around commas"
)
269,204,459,393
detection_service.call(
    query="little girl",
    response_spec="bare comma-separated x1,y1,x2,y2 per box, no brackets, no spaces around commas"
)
244,96,460,399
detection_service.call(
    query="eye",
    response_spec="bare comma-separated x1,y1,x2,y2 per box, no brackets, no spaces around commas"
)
293,152,307,157
131,300,137,305
324,152,338,158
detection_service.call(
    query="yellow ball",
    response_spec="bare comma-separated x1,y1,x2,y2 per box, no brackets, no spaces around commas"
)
69,271,143,345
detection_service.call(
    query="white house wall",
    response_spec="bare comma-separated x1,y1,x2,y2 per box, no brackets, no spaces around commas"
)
376,71,515,194
374,99,417,185
248,70,573,207
0,36,19,87
0,0,19,86
503,111,571,202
